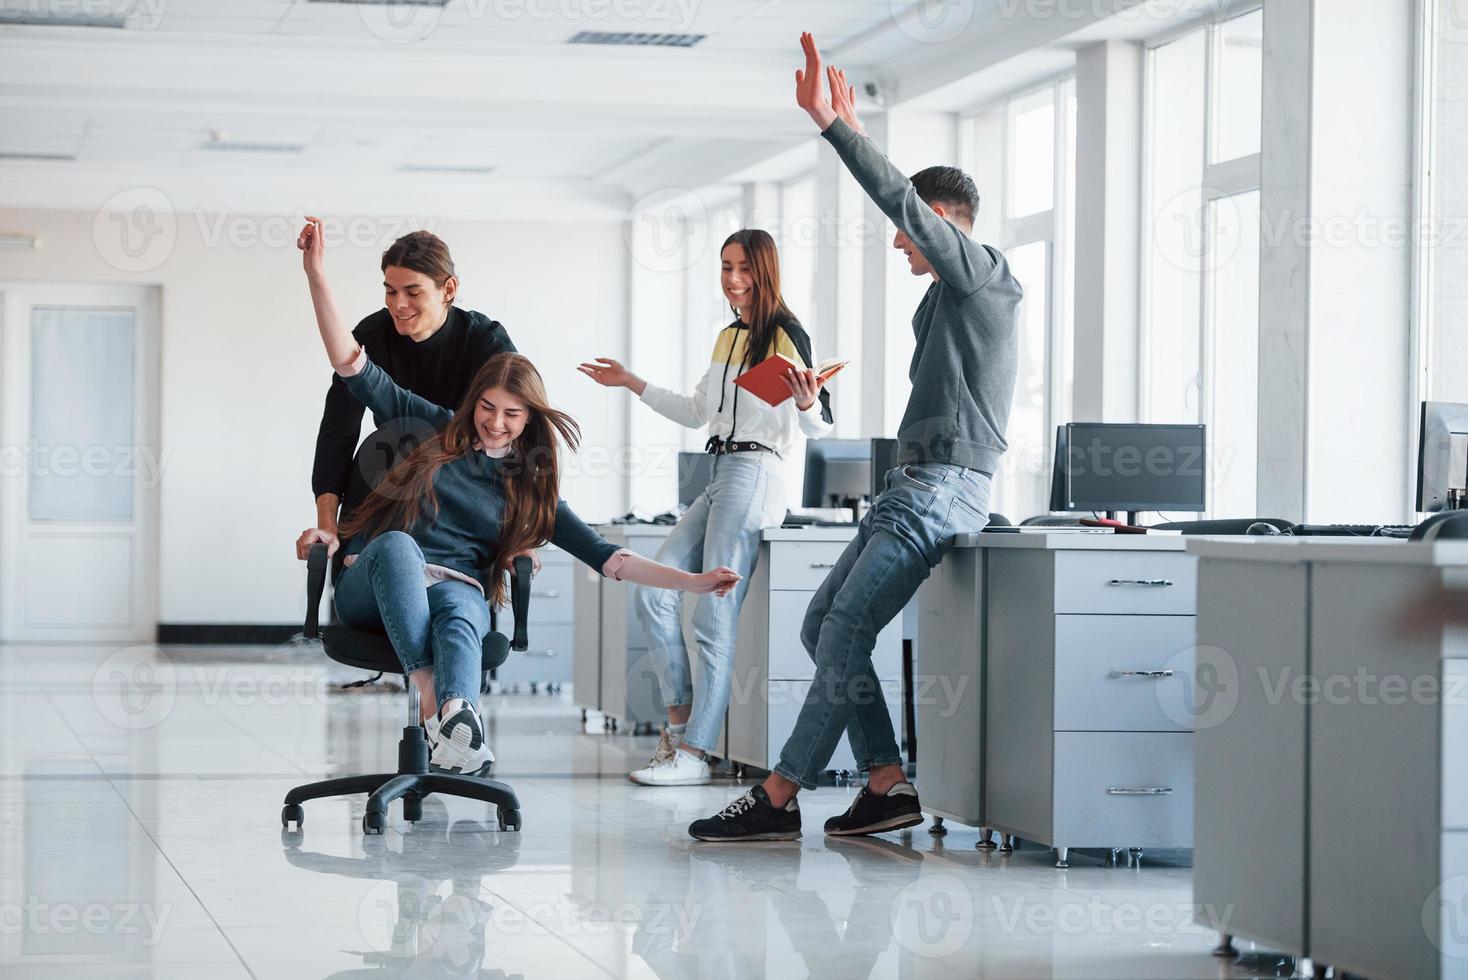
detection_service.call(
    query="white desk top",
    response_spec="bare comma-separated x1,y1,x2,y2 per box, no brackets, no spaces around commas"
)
953,531,1191,552
761,526,860,542
1186,535,1468,566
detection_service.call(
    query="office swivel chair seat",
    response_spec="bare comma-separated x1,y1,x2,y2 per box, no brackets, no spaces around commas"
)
281,423,531,835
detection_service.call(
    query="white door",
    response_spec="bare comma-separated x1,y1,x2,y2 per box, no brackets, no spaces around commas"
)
0,284,161,642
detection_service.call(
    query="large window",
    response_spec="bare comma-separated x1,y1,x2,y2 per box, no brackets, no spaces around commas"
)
963,77,1077,522
1142,7,1263,518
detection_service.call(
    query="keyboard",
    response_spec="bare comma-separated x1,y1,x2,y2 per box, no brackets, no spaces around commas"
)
1290,524,1416,538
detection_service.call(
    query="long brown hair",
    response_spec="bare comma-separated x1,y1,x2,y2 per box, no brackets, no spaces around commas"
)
722,229,797,369
338,353,579,606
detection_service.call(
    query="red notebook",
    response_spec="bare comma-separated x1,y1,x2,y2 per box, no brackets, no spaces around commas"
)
732,353,849,407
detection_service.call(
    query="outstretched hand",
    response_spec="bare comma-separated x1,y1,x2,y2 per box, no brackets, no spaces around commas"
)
692,566,742,597
578,357,633,389
795,32,838,130
297,216,325,279
827,65,865,137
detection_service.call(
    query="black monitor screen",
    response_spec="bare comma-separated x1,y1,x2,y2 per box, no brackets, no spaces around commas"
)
1056,423,1207,513
803,439,872,508
1416,401,1468,512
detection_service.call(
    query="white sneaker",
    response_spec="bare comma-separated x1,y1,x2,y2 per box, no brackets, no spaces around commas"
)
429,706,495,777
629,745,711,786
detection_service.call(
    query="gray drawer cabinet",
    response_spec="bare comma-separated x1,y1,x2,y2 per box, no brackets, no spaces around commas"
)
495,545,574,691
596,525,677,736
728,529,902,775
981,536,1197,868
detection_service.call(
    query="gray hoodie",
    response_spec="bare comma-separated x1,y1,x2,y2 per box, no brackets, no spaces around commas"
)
822,117,1021,475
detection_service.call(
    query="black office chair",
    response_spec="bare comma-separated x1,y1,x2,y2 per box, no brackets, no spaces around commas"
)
1151,517,1295,535
281,424,531,835
1410,511,1468,541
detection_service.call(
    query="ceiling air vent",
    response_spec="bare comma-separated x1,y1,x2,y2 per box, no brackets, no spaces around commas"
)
0,11,126,27
399,164,495,175
0,151,76,161
567,30,703,48
200,140,304,154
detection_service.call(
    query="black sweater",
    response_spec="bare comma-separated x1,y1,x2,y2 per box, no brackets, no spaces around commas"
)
310,306,516,499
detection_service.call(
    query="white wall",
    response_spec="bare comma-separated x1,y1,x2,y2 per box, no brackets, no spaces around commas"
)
0,206,629,624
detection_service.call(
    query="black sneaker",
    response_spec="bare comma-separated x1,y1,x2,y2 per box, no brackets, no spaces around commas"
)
823,782,924,836
688,785,802,842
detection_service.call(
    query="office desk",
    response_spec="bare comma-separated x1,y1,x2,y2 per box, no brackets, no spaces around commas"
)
1188,537,1468,979
586,524,677,737
917,532,1197,867
727,527,903,776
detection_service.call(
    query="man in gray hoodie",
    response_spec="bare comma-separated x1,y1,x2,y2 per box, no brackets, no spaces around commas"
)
690,33,1022,842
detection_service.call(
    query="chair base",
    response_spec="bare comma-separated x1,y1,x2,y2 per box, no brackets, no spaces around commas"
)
282,725,521,834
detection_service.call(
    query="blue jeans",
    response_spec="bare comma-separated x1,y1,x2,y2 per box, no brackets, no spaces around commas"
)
633,452,787,753
774,463,992,789
333,531,489,708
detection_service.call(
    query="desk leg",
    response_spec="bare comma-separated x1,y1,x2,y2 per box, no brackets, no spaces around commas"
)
1211,934,1238,958
977,827,996,850
1053,847,1069,869
928,816,947,836
998,834,1015,853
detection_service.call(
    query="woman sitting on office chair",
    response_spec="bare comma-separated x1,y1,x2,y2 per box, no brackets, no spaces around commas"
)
294,218,741,778
579,229,835,786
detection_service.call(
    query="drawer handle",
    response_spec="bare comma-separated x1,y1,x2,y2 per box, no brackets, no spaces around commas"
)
532,589,561,599
1107,578,1174,587
810,562,837,569
1106,787,1173,796
524,649,558,658
1109,669,1175,679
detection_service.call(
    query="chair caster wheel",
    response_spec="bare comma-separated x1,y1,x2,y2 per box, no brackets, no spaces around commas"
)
362,811,386,835
530,683,539,695
403,794,422,823
281,804,304,829
497,807,522,832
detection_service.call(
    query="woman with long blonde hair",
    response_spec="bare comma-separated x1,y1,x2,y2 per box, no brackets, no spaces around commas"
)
296,218,740,775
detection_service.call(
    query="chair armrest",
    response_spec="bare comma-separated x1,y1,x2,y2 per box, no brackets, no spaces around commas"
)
510,555,532,651
304,543,329,639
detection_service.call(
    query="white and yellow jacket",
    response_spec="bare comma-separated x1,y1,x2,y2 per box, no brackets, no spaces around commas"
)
639,317,835,455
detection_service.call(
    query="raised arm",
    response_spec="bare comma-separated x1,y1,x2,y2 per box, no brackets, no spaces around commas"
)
797,34,996,293
297,217,359,368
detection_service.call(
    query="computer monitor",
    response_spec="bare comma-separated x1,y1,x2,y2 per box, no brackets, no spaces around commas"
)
677,452,714,509
870,438,899,499
1416,401,1468,513
1048,422,1207,523
803,439,872,511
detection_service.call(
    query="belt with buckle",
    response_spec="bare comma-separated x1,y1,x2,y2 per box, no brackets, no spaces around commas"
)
705,437,778,457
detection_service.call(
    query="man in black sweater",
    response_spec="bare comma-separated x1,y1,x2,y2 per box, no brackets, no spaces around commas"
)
296,225,516,560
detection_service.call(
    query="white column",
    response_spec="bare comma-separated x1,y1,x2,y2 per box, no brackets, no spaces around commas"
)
1072,40,1143,423
1259,0,1416,522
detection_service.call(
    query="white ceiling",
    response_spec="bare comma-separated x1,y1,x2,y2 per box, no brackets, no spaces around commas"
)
0,0,1213,221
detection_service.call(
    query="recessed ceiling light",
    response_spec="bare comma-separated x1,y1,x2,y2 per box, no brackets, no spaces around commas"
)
567,30,704,47
0,234,41,250
201,139,304,154
0,151,76,162
399,164,495,175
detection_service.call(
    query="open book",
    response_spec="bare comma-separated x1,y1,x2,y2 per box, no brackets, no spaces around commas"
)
732,353,849,407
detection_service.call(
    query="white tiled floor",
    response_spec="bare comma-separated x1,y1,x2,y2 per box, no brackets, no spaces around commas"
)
0,643,1288,978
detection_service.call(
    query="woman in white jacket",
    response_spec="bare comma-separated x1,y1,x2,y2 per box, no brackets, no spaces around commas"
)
580,229,834,785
